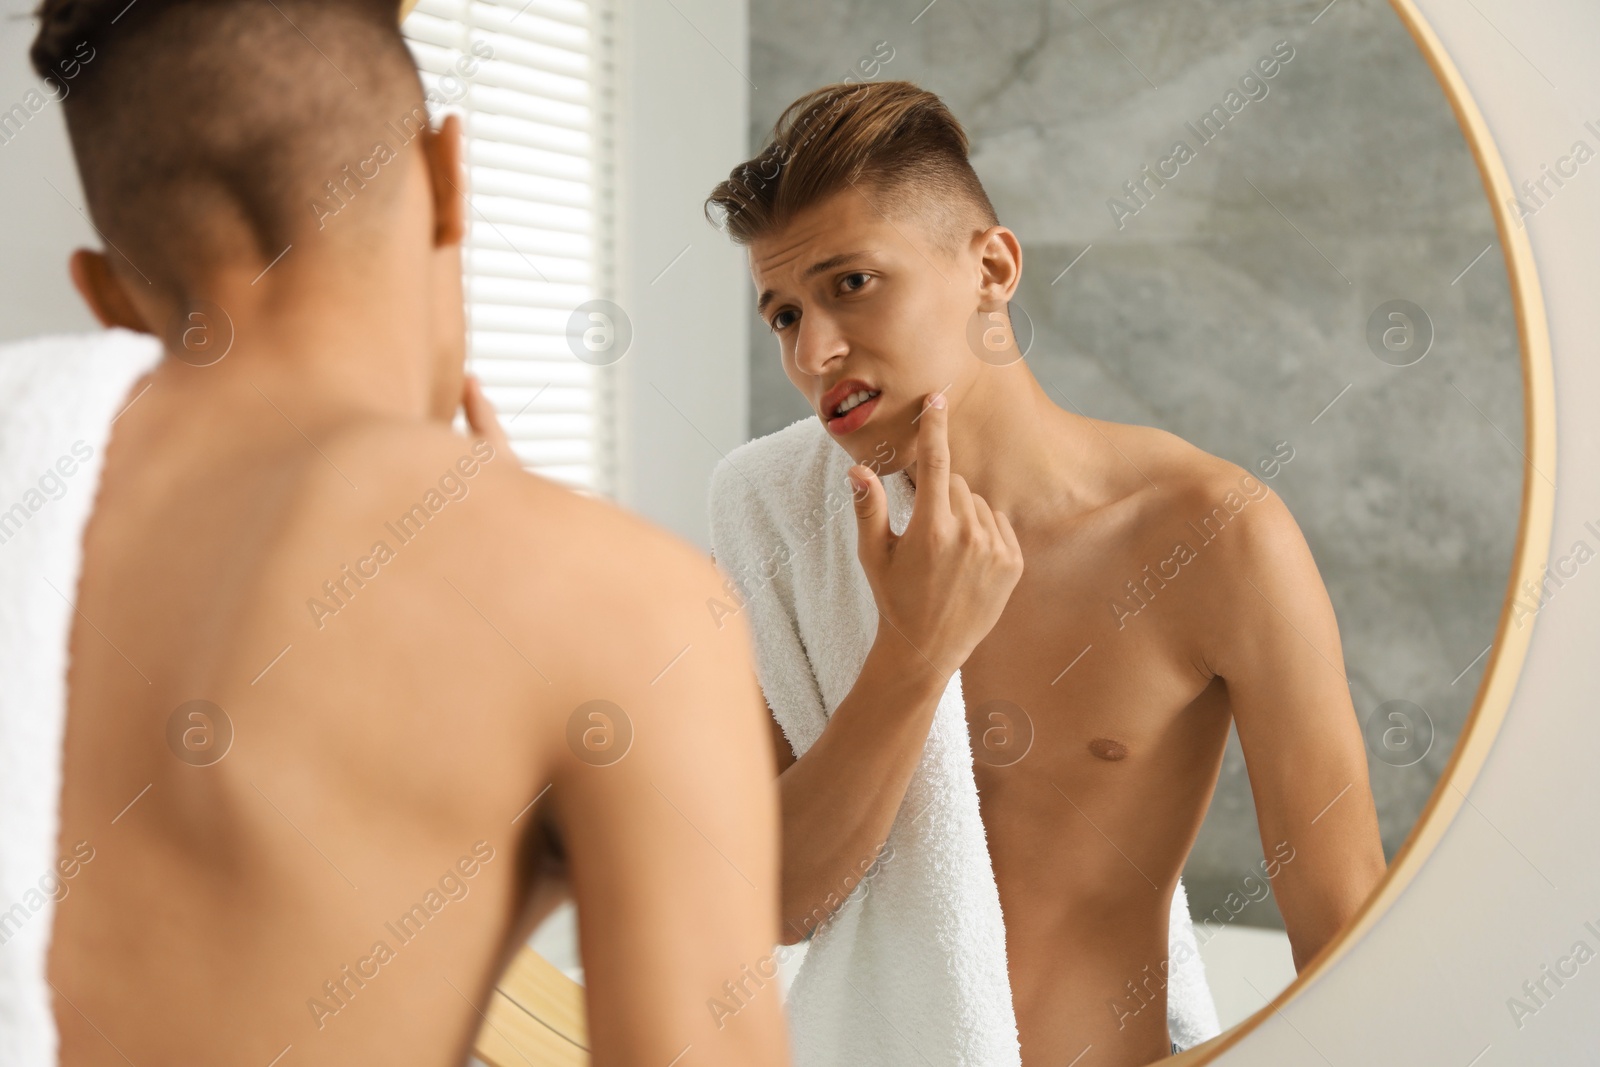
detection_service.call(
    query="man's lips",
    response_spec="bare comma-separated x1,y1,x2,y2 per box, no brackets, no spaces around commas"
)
820,378,878,418
824,391,881,435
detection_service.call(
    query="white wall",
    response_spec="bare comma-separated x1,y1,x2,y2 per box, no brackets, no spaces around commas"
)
0,3,98,342
1211,1,1600,1063
609,0,751,549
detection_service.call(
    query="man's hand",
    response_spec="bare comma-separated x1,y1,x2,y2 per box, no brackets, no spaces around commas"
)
764,391,1021,945
848,391,1024,677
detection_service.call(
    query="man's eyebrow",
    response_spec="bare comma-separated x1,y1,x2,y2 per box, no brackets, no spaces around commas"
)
756,251,874,316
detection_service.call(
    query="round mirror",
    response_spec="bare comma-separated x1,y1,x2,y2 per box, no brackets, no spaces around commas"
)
442,0,1552,1062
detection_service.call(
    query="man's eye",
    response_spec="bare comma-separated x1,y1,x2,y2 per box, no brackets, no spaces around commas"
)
841,272,870,292
771,310,797,331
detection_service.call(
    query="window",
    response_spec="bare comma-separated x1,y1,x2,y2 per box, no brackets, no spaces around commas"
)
402,0,618,496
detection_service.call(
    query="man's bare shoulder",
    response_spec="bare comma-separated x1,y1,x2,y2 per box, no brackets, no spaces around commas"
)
1109,421,1317,595
1082,419,1312,614
294,416,730,644
1093,419,1222,489
1082,422,1316,673
1094,419,1290,529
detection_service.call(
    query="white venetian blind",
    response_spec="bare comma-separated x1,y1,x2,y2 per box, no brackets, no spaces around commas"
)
402,0,617,496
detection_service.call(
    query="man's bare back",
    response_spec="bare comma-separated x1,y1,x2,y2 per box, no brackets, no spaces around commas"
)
56,372,558,1063
52,359,784,1065
38,3,789,1062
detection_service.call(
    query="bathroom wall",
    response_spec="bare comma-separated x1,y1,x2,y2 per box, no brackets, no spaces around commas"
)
741,0,1524,927
0,3,99,342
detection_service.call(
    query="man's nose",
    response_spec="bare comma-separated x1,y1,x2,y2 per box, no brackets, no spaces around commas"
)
792,312,848,378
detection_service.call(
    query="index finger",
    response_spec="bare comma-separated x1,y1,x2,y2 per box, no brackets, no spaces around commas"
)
911,391,951,520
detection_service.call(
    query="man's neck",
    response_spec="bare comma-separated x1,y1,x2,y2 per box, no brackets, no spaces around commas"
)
906,363,1104,536
146,259,444,426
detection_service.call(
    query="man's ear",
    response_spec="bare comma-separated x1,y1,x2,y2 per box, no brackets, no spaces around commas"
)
974,225,1023,307
69,248,151,333
421,111,466,248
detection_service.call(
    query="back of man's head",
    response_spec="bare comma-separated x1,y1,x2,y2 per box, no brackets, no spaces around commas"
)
30,0,428,294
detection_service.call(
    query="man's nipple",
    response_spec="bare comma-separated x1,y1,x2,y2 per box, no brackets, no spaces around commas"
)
1088,737,1129,762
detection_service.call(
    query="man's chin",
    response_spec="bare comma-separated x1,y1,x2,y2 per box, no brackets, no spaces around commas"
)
844,437,907,480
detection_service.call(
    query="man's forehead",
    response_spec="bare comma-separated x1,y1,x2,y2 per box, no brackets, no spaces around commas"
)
751,195,877,273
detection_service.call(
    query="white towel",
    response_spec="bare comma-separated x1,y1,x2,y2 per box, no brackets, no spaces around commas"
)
707,414,1221,1066
0,328,164,1066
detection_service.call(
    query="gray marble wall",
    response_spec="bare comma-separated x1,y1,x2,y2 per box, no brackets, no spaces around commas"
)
741,0,1524,928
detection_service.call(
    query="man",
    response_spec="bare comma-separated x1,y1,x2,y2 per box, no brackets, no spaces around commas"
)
704,80,1387,1065
36,2,788,1064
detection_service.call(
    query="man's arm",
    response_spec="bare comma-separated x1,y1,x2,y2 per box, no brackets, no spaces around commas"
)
546,538,789,1065
768,628,954,943
1200,478,1387,972
461,380,786,1063
737,394,1024,946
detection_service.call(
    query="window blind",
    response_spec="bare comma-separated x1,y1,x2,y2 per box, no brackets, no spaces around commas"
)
403,0,617,496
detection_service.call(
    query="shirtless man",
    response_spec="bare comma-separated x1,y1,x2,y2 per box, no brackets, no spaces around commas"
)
37,2,787,1064
704,81,1387,1065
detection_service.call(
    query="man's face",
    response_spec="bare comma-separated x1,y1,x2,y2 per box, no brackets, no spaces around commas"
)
749,187,981,472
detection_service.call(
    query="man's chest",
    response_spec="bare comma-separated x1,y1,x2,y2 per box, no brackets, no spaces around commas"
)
952,552,1235,910
955,545,1220,774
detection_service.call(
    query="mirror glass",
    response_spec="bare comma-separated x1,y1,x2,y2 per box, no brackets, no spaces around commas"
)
734,0,1524,1045
425,0,1526,1061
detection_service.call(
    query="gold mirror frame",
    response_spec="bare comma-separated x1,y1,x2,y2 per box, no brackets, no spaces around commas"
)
417,0,1557,1060
1168,0,1556,1058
